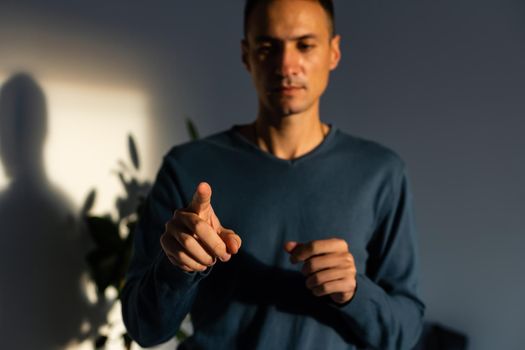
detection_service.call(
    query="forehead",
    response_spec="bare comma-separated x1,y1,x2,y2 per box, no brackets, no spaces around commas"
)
246,0,331,41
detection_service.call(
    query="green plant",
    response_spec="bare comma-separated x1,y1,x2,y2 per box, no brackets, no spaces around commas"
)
82,119,199,349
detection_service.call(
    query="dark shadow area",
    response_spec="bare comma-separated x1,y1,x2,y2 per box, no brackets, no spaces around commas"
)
0,73,102,349
414,322,468,350
192,250,464,349
191,250,366,348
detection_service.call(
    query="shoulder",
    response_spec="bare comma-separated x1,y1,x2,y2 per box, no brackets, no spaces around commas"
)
164,129,235,164
332,129,406,175
146,130,236,203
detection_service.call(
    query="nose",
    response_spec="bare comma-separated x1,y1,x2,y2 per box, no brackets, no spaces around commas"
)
275,44,300,77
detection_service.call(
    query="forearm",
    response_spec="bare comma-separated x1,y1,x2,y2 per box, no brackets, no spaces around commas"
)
333,166,424,349
121,252,209,347
333,274,424,350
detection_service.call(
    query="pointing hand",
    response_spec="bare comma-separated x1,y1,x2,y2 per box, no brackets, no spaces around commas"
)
161,182,242,272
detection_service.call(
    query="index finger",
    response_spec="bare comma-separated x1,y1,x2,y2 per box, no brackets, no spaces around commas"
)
288,238,349,263
219,228,242,254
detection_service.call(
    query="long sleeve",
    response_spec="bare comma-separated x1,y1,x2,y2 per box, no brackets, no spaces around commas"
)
120,157,210,347
333,167,425,349
120,129,426,349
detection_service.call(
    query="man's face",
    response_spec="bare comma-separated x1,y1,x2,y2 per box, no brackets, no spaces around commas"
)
242,0,341,117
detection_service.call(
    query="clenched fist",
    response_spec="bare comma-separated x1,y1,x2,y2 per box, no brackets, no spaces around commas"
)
160,182,242,272
285,238,357,304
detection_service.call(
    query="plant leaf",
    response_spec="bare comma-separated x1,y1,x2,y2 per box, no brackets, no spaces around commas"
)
95,335,108,349
123,333,133,350
86,249,119,293
117,171,128,190
85,216,122,250
81,189,97,215
117,159,131,173
186,118,199,140
128,134,140,170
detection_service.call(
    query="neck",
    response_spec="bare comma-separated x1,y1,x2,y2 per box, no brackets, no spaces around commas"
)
248,106,329,160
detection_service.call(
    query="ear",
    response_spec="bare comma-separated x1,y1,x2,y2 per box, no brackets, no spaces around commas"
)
329,35,342,71
241,39,251,72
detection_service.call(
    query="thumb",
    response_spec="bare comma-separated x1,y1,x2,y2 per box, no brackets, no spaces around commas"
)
188,182,212,218
284,241,300,254
284,241,303,264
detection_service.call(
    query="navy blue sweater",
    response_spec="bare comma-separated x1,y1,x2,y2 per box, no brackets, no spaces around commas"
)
121,125,424,349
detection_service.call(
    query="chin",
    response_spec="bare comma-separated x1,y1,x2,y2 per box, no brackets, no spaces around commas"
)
268,100,307,116
279,103,310,116
261,96,312,117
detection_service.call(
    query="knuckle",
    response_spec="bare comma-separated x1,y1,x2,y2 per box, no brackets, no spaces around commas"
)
174,210,188,225
180,233,193,246
167,219,183,235
351,267,357,278
194,220,207,233
164,220,174,233
330,237,345,248
344,253,354,264
318,284,328,294
302,262,312,274
179,265,192,272
174,250,185,260
161,234,176,254
305,278,313,289
311,274,321,285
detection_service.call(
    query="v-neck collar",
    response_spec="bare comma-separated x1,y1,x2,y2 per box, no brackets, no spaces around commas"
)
228,124,337,166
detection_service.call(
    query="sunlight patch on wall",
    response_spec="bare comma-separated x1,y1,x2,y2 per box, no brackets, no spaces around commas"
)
0,73,152,216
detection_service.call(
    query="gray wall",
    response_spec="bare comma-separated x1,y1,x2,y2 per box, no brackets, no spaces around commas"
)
1,1,524,349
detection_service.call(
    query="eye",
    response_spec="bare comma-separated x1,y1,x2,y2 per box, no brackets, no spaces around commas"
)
298,42,316,52
256,43,274,55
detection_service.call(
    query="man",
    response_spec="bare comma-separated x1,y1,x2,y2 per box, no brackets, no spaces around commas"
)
121,0,425,349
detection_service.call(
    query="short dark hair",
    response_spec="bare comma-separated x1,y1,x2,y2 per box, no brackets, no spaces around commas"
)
243,0,336,38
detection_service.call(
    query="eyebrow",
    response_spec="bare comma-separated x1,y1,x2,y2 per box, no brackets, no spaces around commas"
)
254,34,319,42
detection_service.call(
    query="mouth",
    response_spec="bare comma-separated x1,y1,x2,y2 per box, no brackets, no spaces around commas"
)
269,86,305,95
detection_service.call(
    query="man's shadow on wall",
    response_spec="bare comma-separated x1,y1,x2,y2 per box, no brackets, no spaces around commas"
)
0,73,103,349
